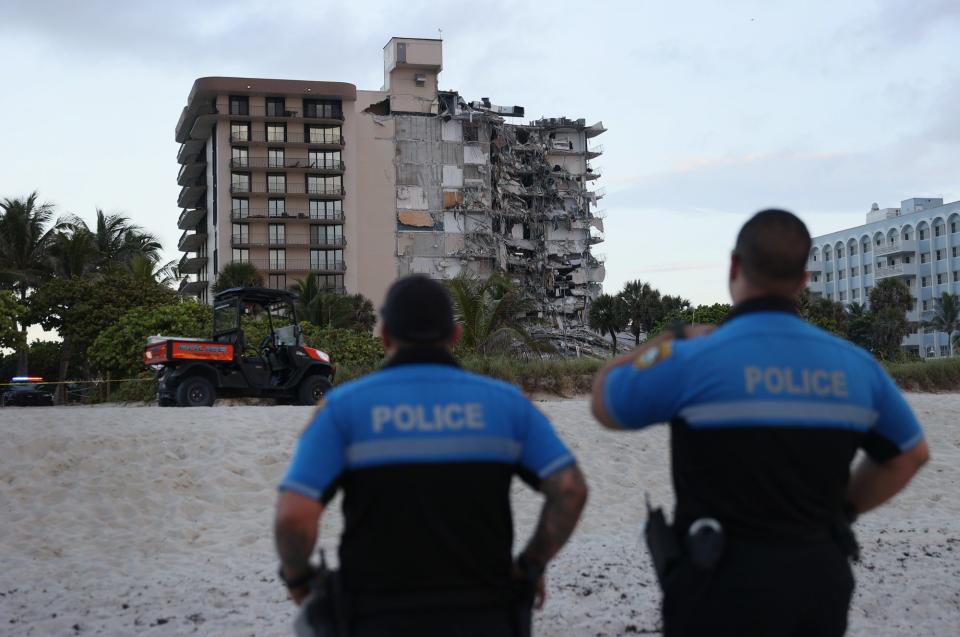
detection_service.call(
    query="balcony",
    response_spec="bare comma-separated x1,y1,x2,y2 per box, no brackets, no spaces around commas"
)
177,208,206,230
230,209,344,222
875,240,917,257
229,182,345,198
178,230,207,252
178,279,208,297
806,259,822,272
230,132,344,147
175,101,217,144
875,262,917,279
177,140,205,165
177,183,207,209
177,161,207,187
225,105,344,123
229,157,344,172
243,259,346,273
230,236,347,248
807,279,824,295
178,254,208,275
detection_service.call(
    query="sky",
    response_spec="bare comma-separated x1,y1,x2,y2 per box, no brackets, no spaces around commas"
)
1,0,959,306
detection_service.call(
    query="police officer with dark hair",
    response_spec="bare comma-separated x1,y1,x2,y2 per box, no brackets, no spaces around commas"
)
591,209,930,636
275,274,588,636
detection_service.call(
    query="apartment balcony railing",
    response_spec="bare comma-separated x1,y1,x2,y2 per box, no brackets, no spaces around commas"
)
177,161,207,186
178,279,208,296
875,240,917,257
807,279,825,295
230,209,344,222
177,183,207,209
230,157,344,171
178,230,207,252
230,133,344,146
875,262,918,279
229,183,345,197
177,208,206,230
806,259,823,272
230,236,347,248
226,106,344,122
178,254,208,275
241,259,346,273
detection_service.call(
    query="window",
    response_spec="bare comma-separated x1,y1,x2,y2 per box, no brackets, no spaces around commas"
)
231,172,250,192
269,274,287,290
232,248,249,263
308,150,341,169
826,272,833,282
231,223,248,244
309,200,342,220
850,266,859,276
852,289,859,299
230,122,250,142
397,41,406,63
268,224,285,245
824,250,831,261
919,229,927,240
839,291,847,301
935,225,943,237
922,276,931,287
229,96,249,116
307,126,341,144
268,199,286,218
267,173,286,194
315,274,344,292
837,246,844,258
936,249,944,260
269,249,286,270
921,253,929,264
304,99,342,119
231,146,249,168
310,249,344,270
875,237,882,246
307,175,342,195
941,345,950,357
415,73,426,87
863,242,871,253
865,286,872,298
922,299,931,311
954,246,959,257
903,231,911,240
810,273,820,282
266,123,286,143
311,224,343,245
231,198,249,219
952,221,958,233
954,271,960,282
838,270,846,280
864,263,872,274
937,273,946,285
268,148,285,168
266,97,285,117
849,244,858,256
904,255,912,264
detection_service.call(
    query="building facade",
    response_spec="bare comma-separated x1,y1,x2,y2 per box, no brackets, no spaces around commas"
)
807,197,960,357
175,37,605,329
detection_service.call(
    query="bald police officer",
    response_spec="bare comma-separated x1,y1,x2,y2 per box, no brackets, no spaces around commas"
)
275,275,588,636
591,210,930,636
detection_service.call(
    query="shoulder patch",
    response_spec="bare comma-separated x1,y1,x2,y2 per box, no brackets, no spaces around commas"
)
634,340,673,370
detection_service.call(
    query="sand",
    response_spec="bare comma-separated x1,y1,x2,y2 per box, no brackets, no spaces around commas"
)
1,395,958,636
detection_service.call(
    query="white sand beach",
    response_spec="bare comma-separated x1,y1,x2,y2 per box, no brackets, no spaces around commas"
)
1,395,958,636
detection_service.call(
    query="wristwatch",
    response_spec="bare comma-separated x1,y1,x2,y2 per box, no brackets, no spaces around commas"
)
277,565,315,589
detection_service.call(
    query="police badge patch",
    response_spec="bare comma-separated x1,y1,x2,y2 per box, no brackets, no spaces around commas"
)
634,340,673,369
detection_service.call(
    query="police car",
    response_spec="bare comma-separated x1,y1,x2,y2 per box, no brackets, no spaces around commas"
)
1,377,54,407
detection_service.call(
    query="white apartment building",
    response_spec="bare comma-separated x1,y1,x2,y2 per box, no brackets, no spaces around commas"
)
807,197,960,358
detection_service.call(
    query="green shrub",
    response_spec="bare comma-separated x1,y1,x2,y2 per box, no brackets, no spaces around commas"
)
299,323,385,369
111,377,157,403
886,357,960,392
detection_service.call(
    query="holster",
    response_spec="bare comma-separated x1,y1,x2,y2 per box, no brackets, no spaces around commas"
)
294,559,350,637
644,500,683,586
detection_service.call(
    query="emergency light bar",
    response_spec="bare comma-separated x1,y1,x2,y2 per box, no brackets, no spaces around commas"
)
11,376,44,382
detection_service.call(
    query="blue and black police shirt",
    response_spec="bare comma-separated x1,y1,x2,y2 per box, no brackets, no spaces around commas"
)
280,348,576,600
603,297,924,542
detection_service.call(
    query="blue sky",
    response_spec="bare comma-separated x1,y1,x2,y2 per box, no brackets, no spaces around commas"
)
1,0,958,305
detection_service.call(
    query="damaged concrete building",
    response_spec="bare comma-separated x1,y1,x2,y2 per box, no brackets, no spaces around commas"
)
176,36,605,335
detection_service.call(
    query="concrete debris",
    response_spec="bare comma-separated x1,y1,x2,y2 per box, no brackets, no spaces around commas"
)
393,90,606,347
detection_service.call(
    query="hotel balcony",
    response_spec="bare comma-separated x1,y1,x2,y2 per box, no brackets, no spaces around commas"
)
178,230,207,252
229,182,344,198
178,208,206,230
875,262,918,279
230,132,344,148
244,259,346,274
177,161,207,187
178,279,208,297
230,209,344,223
875,240,917,257
177,140,205,165
225,105,344,124
231,236,347,249
177,183,206,209
178,254,208,275
806,259,822,273
229,157,344,173
807,279,825,295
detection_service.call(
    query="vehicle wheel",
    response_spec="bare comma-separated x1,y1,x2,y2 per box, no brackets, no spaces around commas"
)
176,376,216,407
299,376,332,406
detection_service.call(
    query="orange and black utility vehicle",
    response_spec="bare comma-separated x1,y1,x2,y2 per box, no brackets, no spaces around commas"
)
143,287,335,407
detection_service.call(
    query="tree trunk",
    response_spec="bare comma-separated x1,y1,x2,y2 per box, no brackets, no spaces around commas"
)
55,337,71,404
16,288,29,375
609,330,617,355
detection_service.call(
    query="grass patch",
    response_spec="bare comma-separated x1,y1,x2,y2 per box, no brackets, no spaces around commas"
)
886,357,960,392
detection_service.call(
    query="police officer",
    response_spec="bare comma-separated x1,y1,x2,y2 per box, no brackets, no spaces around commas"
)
591,209,930,636
274,274,588,636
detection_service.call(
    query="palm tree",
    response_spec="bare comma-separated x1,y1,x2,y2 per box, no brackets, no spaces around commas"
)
0,192,60,374
618,280,660,345
445,273,536,355
127,254,179,287
930,292,960,357
588,293,629,354
213,262,264,293
91,209,162,266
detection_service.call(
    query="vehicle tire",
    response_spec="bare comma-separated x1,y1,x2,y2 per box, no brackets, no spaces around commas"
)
176,376,216,407
299,376,332,406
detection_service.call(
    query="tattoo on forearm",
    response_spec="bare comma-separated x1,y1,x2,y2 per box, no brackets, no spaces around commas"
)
523,465,587,569
275,526,315,576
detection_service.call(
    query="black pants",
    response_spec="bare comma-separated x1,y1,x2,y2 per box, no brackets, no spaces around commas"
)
350,606,519,637
663,540,854,637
